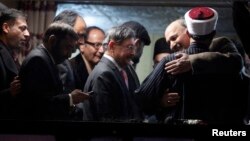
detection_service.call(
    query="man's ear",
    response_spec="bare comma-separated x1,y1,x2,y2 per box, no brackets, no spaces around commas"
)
79,44,85,54
2,23,10,34
48,35,56,47
108,40,115,50
134,38,140,47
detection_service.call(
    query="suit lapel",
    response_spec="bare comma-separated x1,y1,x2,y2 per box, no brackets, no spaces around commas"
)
101,57,129,92
126,65,140,89
39,47,63,93
0,43,18,75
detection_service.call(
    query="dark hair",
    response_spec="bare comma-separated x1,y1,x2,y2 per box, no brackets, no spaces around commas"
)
190,30,216,42
43,22,78,43
121,21,151,45
0,2,8,12
53,10,80,27
85,26,105,40
104,25,135,45
0,8,27,33
153,37,172,59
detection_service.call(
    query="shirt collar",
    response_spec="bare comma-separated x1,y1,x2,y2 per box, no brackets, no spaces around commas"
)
103,54,122,71
41,44,56,65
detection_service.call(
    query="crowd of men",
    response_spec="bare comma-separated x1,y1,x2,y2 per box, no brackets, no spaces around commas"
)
0,1,250,125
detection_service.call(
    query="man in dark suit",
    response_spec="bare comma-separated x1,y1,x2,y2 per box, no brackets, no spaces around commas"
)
83,26,142,122
19,22,89,120
0,8,30,119
54,10,87,94
71,26,105,92
71,26,105,120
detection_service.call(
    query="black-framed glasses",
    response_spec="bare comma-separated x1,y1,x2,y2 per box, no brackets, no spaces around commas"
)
85,40,103,49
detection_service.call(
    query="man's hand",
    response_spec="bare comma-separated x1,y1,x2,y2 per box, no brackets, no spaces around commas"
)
165,53,192,75
71,89,90,104
10,76,21,97
161,89,180,107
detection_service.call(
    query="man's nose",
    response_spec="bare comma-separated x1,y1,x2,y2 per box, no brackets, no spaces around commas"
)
170,41,177,51
24,29,30,38
98,45,105,54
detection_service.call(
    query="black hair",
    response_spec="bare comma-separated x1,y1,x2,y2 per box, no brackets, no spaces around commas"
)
85,26,105,40
0,8,27,34
121,21,151,45
43,21,78,43
0,2,8,12
53,10,80,27
190,30,216,42
153,37,172,59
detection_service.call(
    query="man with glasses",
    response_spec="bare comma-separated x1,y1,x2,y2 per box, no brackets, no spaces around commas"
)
70,26,105,92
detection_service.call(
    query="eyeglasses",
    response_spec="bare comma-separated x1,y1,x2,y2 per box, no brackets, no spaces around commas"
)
125,45,136,51
114,41,136,51
118,44,136,51
85,40,103,49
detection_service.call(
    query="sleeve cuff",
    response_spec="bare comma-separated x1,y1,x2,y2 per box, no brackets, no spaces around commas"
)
69,93,74,107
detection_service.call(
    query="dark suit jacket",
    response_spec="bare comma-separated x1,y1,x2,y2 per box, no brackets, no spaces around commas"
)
57,59,76,94
136,37,244,124
182,37,246,124
83,56,142,122
0,41,18,119
189,37,243,74
69,53,89,91
233,1,250,55
19,45,71,120
61,53,90,120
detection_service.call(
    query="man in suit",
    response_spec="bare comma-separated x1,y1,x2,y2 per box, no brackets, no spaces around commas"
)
19,22,89,120
71,26,105,120
136,7,244,124
71,26,105,92
83,26,142,122
0,8,30,119
54,10,87,94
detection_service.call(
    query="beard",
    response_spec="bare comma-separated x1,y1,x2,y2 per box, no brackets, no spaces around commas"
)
132,55,140,65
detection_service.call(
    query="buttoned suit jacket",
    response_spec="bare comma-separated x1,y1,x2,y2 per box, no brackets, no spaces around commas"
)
0,41,18,118
19,45,71,120
83,57,142,122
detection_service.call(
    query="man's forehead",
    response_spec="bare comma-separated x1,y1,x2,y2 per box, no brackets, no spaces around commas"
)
120,38,135,44
14,18,28,26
